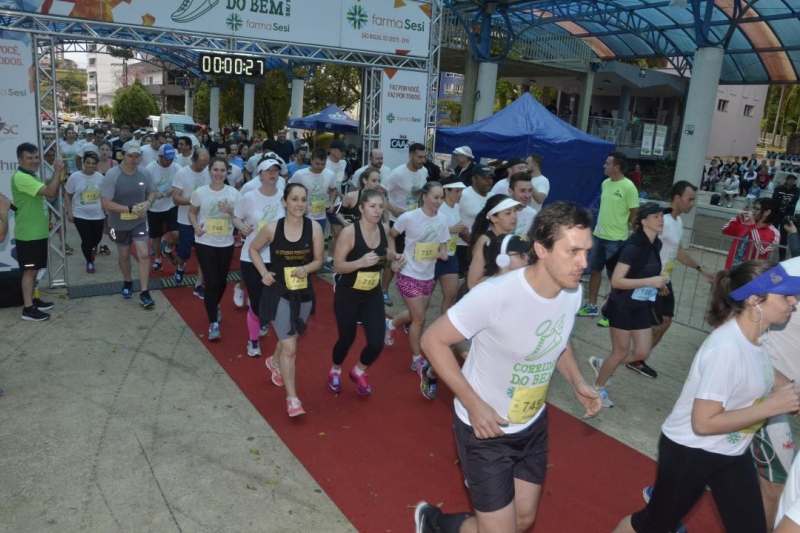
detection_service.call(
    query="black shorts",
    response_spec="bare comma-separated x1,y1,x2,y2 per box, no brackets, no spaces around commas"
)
655,281,675,318
606,299,661,330
16,238,48,271
147,206,178,238
454,411,548,513
389,220,406,255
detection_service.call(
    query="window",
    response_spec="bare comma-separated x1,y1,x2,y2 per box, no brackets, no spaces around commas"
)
88,57,95,66
717,99,729,112
744,105,754,117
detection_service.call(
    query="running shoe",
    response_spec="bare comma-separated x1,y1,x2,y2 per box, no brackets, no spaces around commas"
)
321,260,334,274
193,284,205,300
595,386,614,408
21,306,50,322
233,283,245,308
349,368,371,397
414,501,442,533
418,362,437,401
174,266,185,285
596,317,610,328
286,397,306,417
233,235,243,248
259,324,269,337
246,340,261,357
149,248,155,256
139,293,155,309
410,356,425,373
65,245,75,255
99,244,111,256
403,324,410,335
626,361,658,379
208,322,221,341
266,356,284,387
121,282,133,299
152,261,163,272
576,302,599,317
588,356,612,386
383,291,393,307
33,298,54,311
86,262,96,274
161,241,178,265
328,371,342,394
384,318,395,346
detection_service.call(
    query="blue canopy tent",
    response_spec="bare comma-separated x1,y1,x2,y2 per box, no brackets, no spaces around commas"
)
436,93,615,208
288,104,359,134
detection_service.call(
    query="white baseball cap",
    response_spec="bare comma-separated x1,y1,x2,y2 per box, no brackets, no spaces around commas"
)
453,146,474,159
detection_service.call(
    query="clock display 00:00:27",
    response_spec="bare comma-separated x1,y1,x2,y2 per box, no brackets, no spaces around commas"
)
198,53,266,78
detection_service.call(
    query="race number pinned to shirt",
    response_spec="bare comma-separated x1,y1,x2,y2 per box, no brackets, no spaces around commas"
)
120,212,139,220
310,199,326,216
353,271,380,291
446,234,458,254
284,267,308,290
81,189,100,203
507,384,548,424
414,241,438,262
632,286,658,302
406,196,418,212
206,217,230,236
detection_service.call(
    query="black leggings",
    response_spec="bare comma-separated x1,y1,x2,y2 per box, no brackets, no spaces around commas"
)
241,261,266,317
631,433,766,533
73,217,105,263
194,243,234,323
331,289,385,367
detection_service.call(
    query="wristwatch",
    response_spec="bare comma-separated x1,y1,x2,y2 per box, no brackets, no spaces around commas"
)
128,205,133,214
695,264,704,272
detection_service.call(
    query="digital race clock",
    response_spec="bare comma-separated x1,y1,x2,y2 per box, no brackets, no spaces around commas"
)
198,53,267,78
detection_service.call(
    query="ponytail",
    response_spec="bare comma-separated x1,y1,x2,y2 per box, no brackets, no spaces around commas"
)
706,259,775,327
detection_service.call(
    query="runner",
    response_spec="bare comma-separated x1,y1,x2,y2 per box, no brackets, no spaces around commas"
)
145,144,180,273
415,201,601,533
329,189,404,396
233,159,285,356
172,148,211,297
64,150,105,273
248,183,325,417
613,260,800,533
466,195,520,289
288,147,336,234
323,139,350,272
338,166,386,225
436,178,467,315
188,157,243,340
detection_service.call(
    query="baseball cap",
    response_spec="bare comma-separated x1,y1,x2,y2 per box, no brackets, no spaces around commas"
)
257,159,282,172
84,128,94,134
729,264,800,301
123,142,142,155
473,164,494,178
330,139,347,151
636,202,672,223
453,146,474,159
158,144,176,160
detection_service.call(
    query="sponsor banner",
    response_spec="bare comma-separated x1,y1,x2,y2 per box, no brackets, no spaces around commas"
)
640,123,655,156
0,35,36,271
379,69,427,170
30,0,431,58
653,125,667,156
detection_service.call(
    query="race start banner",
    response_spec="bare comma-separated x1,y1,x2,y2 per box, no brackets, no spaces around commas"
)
379,69,427,170
0,34,36,272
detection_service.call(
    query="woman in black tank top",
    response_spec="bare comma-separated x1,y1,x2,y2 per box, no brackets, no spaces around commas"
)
247,183,324,417
328,189,404,396
337,167,388,226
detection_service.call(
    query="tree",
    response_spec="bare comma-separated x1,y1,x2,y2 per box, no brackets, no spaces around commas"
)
438,99,462,125
59,71,87,112
302,65,361,114
98,105,112,119
112,79,159,127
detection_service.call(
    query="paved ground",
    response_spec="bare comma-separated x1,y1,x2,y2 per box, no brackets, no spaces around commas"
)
2,211,795,532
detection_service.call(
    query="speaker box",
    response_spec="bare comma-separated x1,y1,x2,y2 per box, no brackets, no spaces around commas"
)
0,270,23,308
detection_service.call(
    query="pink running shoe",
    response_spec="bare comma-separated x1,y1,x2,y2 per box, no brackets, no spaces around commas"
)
286,397,305,417
328,371,342,394
349,367,372,397
266,356,284,387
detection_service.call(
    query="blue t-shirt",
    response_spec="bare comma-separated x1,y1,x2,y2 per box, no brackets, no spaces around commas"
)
287,162,309,178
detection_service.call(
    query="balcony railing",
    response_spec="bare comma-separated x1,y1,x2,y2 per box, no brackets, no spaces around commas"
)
587,117,678,155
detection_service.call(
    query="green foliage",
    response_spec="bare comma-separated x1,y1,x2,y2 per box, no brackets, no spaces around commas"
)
97,105,112,119
112,79,159,127
438,99,462,124
762,85,800,137
302,65,362,114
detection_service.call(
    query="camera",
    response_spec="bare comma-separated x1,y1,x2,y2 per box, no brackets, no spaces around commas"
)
783,214,800,226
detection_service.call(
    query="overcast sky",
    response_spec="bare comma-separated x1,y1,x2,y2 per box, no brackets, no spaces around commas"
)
64,51,87,68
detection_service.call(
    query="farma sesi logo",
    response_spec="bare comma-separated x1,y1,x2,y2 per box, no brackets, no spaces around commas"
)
347,4,368,30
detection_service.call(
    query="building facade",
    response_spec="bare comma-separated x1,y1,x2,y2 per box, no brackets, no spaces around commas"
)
707,84,768,158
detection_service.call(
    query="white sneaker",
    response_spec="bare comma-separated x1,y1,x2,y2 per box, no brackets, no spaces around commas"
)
589,356,612,386
595,386,614,408
233,283,245,308
246,340,261,357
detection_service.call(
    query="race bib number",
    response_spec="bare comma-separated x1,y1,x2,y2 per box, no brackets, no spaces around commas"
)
414,241,438,262
406,196,418,211
81,189,100,203
353,271,380,291
507,384,548,424
310,199,325,216
257,220,267,231
446,234,458,254
631,286,658,302
120,212,139,220
284,267,308,290
206,218,230,236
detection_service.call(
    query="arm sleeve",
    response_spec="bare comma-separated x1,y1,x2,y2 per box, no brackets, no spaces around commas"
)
447,281,502,340
13,173,45,197
64,174,77,195
722,217,744,237
234,194,248,219
100,170,117,199
694,346,740,407
616,243,640,266
537,177,551,196
625,182,640,209
190,189,202,208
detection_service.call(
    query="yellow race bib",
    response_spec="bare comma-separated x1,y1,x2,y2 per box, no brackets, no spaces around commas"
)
81,189,100,203
353,271,380,291
284,267,308,290
507,384,548,424
406,197,418,212
414,241,439,262
257,220,267,231
205,218,230,236
446,234,458,254
120,212,139,220
310,199,325,216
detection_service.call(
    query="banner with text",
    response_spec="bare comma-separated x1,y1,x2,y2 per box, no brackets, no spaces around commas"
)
0,35,37,272
640,123,655,156
653,125,667,156
34,0,431,57
379,69,427,170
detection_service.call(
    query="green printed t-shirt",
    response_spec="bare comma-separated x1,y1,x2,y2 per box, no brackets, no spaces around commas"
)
11,168,49,241
594,177,639,241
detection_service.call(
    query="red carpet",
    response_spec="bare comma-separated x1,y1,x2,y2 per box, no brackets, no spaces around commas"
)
164,276,724,533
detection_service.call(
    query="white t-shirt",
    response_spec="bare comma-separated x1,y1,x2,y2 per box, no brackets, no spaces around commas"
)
383,164,428,222
458,186,488,246
449,268,582,434
78,142,100,159
173,166,210,225
240,176,286,196
438,201,461,257
60,140,80,174
234,188,285,263
514,205,537,239
65,170,105,220
661,318,774,456
326,157,348,192
767,257,800,382
490,178,511,197
352,164,391,189
245,153,263,176
173,153,192,168
288,168,336,220
145,160,179,213
530,175,550,212
139,144,158,168
394,208,450,280
776,452,800,528
659,213,683,277
190,185,241,247
227,164,244,186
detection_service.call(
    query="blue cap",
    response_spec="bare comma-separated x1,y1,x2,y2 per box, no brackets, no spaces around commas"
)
159,144,176,160
729,264,800,301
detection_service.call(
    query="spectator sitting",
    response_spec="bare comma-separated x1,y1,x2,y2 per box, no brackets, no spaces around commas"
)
755,166,771,190
722,174,740,208
740,168,757,197
746,183,762,202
